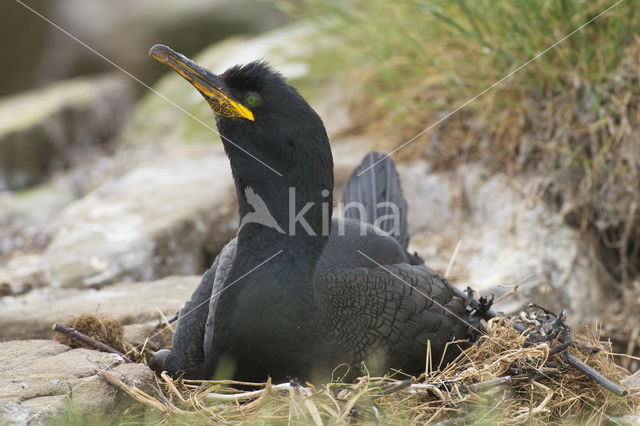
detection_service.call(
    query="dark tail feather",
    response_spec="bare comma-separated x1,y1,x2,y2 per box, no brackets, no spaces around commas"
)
341,152,421,263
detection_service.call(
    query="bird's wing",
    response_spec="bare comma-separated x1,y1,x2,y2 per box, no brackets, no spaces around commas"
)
201,238,238,376
166,238,237,379
317,263,469,375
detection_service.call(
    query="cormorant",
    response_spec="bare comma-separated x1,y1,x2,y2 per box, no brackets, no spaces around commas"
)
148,45,471,382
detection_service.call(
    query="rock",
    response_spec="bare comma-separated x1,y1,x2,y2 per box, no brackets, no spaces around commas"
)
0,176,83,267
0,74,133,191
0,340,160,425
326,143,610,321
0,145,236,294
331,137,372,185
400,162,609,320
1,1,287,97
122,322,173,353
0,1,49,96
325,139,606,319
0,275,198,341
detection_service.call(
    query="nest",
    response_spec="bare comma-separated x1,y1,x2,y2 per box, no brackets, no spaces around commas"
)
101,307,640,424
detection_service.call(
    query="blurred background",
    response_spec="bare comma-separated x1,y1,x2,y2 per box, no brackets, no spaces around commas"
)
0,0,639,390
1,0,289,97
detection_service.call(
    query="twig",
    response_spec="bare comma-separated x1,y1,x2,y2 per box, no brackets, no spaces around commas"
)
438,339,469,371
380,380,411,395
624,327,639,370
288,382,323,426
183,378,266,387
161,371,187,404
337,387,372,423
52,323,133,363
156,308,175,332
467,376,512,392
425,339,432,376
410,383,446,401
99,370,177,413
241,377,273,411
562,352,628,397
607,352,640,363
203,382,294,402
494,275,533,304
516,307,628,397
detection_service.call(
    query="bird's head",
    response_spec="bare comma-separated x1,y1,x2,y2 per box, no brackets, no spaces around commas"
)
149,44,332,183
150,44,334,237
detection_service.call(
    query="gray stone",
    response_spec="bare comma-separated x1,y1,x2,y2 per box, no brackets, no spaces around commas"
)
399,162,609,320
0,340,159,425
0,75,133,191
122,322,174,353
0,184,67,267
0,275,199,341
0,145,236,294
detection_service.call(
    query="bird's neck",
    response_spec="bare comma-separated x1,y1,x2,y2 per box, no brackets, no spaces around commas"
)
227,148,334,258
228,180,332,293
219,118,334,271
233,176,333,256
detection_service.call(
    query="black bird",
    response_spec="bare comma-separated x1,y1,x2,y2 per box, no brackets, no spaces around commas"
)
148,45,471,383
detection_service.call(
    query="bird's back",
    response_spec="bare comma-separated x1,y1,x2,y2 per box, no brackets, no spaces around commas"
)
309,152,470,378
315,261,468,377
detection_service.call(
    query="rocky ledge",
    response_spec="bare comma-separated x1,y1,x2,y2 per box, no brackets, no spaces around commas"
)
0,340,160,425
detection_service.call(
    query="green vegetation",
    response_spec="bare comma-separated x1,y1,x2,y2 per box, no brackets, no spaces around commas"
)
289,0,638,116
286,0,640,283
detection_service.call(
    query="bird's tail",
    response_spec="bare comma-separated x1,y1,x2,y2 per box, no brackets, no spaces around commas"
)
341,152,421,263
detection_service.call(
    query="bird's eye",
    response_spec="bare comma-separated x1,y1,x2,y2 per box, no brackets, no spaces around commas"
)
245,93,260,106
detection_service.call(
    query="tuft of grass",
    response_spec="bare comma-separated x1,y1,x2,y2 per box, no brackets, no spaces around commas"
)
55,313,125,353
286,0,640,284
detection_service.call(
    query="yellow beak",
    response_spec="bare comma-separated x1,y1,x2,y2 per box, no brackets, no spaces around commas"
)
150,44,254,121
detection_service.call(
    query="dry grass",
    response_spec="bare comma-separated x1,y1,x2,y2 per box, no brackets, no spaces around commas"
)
105,314,639,424
368,36,640,288
55,313,125,353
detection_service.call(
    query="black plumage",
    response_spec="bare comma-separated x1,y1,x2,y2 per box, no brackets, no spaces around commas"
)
148,45,471,382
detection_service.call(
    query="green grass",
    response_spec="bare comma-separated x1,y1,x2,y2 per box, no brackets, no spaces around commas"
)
284,0,640,282
290,0,639,107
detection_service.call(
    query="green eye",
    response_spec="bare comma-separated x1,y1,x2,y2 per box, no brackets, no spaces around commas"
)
245,93,260,106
